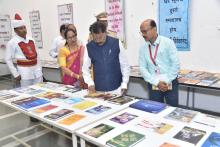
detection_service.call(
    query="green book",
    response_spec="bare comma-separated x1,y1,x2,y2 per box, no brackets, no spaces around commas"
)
106,130,145,147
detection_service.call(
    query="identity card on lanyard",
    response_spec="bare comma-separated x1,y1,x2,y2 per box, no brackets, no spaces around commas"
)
149,43,160,75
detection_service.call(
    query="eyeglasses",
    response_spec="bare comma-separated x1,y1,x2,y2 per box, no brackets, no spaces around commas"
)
140,28,152,36
67,35,76,40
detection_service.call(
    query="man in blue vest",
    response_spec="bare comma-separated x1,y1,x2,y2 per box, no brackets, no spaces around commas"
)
82,22,130,95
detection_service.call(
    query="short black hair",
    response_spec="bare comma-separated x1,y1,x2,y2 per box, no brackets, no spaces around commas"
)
60,24,67,33
64,29,77,40
90,22,106,34
150,20,157,28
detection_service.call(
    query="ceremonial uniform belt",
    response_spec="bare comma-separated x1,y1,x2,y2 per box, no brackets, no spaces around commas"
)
17,59,37,66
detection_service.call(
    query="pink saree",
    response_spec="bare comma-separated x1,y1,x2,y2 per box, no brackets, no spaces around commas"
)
62,46,84,86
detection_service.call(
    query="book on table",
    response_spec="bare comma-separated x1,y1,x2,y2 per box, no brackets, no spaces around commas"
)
11,96,50,110
44,109,74,121
129,100,167,113
84,123,115,138
173,126,206,145
107,95,134,105
201,132,220,147
106,130,145,147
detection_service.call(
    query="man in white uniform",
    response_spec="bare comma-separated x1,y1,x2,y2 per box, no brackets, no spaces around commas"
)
49,24,67,58
5,13,43,87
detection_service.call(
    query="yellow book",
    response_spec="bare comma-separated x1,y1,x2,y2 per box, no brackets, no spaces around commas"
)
73,100,97,110
59,114,85,125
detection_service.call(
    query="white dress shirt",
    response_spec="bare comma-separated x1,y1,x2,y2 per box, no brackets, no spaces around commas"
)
82,40,130,90
49,35,65,58
5,35,42,80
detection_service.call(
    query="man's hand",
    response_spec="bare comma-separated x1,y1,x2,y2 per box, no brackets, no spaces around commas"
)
15,75,21,82
157,81,168,92
121,88,127,96
88,85,96,94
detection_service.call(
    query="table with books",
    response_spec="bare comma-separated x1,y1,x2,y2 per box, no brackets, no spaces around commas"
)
0,82,138,147
130,66,220,108
76,99,220,147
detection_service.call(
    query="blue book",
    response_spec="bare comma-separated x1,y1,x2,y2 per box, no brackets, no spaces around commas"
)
12,97,50,110
129,100,167,113
202,132,220,147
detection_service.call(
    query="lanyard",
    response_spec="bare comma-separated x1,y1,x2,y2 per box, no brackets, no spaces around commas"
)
148,43,159,66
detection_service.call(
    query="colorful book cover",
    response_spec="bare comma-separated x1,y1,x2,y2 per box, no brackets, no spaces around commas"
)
44,109,74,121
85,92,117,100
107,95,134,105
160,142,180,147
129,100,167,113
165,108,198,123
110,112,138,124
58,114,85,125
84,123,114,138
106,130,145,147
33,104,58,113
136,119,173,134
72,100,97,110
11,97,50,110
64,97,83,104
201,132,220,147
173,126,206,145
86,105,111,114
37,92,69,100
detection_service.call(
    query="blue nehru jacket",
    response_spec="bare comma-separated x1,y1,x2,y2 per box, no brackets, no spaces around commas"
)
87,36,122,91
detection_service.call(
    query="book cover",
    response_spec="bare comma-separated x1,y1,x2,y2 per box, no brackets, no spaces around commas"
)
36,82,62,89
72,100,97,110
33,104,58,113
86,105,111,114
173,126,206,145
85,92,117,100
60,85,81,93
201,132,220,147
129,100,167,113
0,92,19,100
136,119,173,134
37,92,69,100
210,80,220,88
165,108,198,123
14,87,44,95
106,130,145,147
184,79,200,85
84,123,114,138
11,97,50,110
160,142,180,147
193,114,220,128
107,95,134,105
110,112,138,124
44,109,74,121
64,97,83,104
58,114,85,125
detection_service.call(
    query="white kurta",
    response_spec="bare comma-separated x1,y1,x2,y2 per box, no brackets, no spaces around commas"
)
5,35,42,81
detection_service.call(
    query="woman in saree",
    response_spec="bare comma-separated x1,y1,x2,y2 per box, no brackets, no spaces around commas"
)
58,28,85,87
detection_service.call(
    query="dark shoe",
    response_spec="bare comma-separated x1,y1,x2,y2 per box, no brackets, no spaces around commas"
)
30,117,39,122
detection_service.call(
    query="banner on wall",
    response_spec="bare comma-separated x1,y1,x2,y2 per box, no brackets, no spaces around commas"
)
0,15,12,49
29,10,43,49
57,3,73,26
105,0,126,47
159,0,189,51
